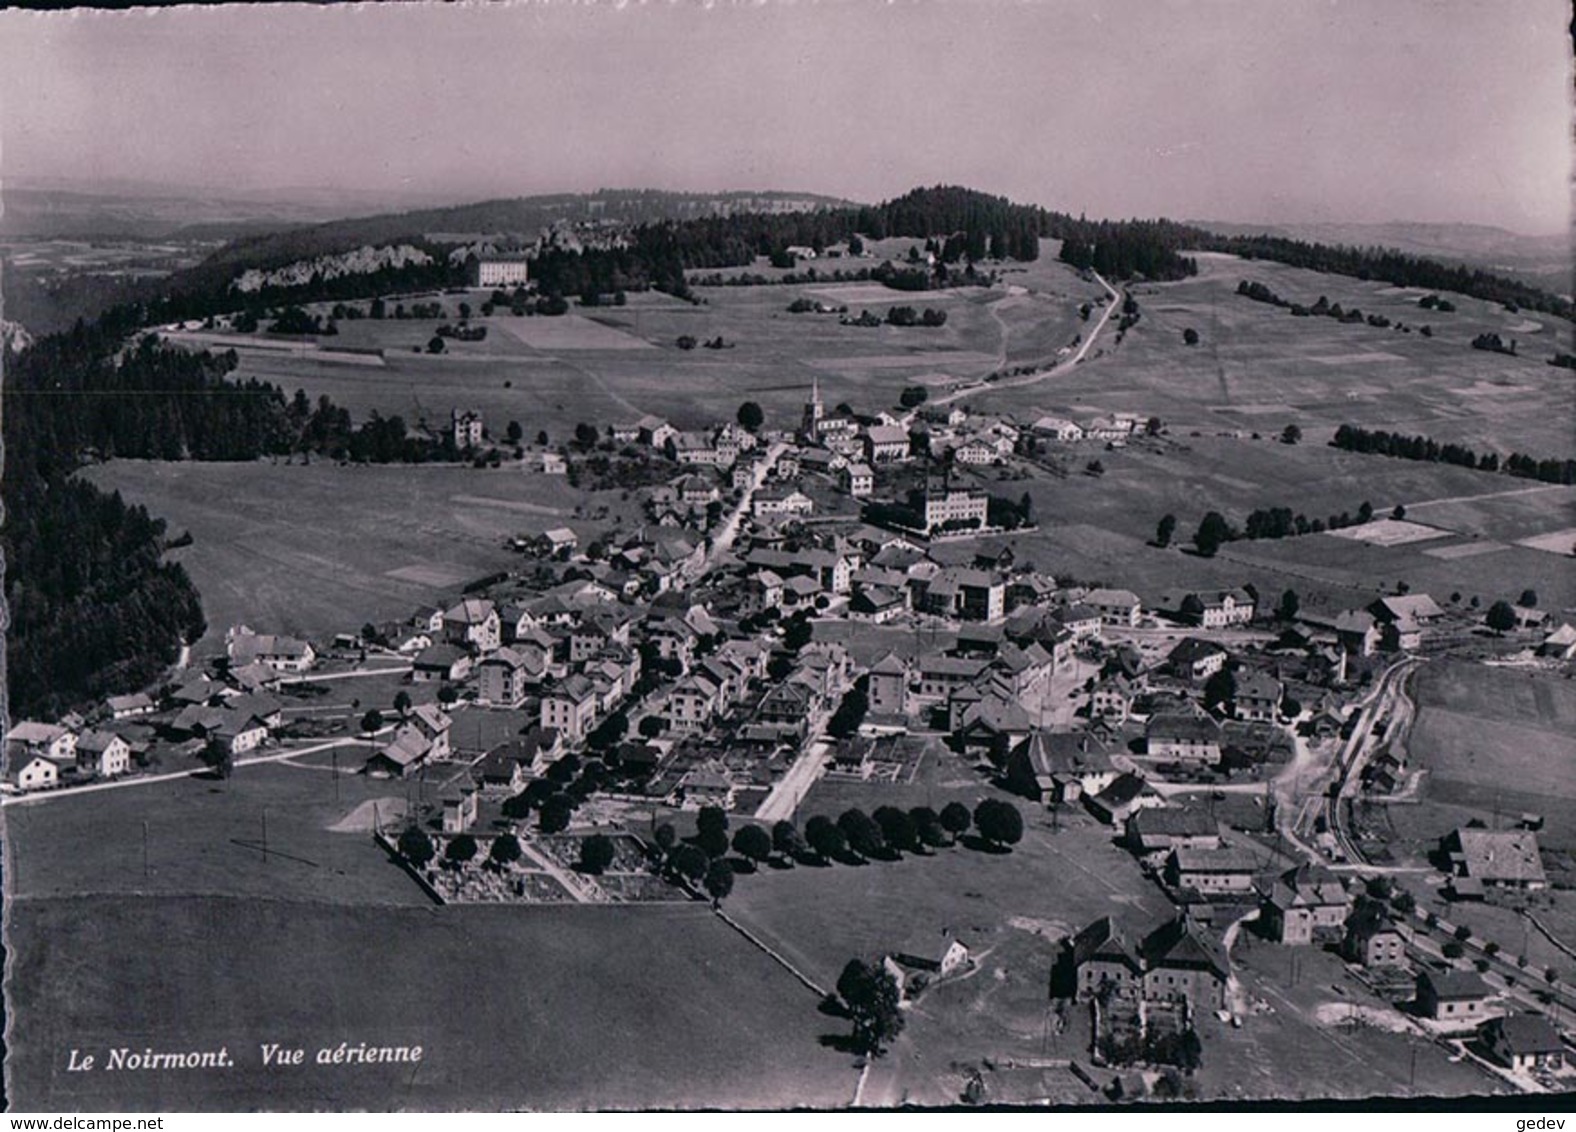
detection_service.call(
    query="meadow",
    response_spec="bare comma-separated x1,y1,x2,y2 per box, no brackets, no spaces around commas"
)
6,895,850,1111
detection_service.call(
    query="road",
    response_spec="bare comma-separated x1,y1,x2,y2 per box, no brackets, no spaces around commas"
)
928,269,1120,407
704,439,785,571
753,703,836,823
0,735,372,807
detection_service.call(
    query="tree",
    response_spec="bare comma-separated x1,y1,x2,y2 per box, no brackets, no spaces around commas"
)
1155,513,1177,548
872,806,919,854
536,430,549,447
490,833,522,867
506,420,523,444
1357,500,1375,524
697,804,729,841
940,801,972,842
1194,511,1233,557
973,799,1024,850
1519,589,1538,608
736,401,765,431
676,335,698,350
827,682,870,739
805,814,847,862
1204,666,1237,715
427,336,446,354
1485,600,1518,633
772,819,805,863
1280,424,1302,445
437,684,459,707
398,826,434,868
899,385,928,408
501,791,532,821
838,808,886,860
579,833,616,875
573,421,600,450
1276,589,1300,622
911,807,949,849
360,709,385,735
445,833,478,865
836,959,905,1056
1182,327,1200,346
538,795,573,834
704,859,735,906
392,690,412,717
783,618,814,651
669,843,708,882
654,823,677,854
1391,504,1407,520
638,714,665,740
732,824,773,870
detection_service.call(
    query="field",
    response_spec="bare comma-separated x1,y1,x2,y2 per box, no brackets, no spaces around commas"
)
4,756,852,1111
5,896,850,1111
1407,660,1576,851
79,459,629,654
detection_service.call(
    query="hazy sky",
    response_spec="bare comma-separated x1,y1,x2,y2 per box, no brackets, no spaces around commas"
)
1,0,1570,232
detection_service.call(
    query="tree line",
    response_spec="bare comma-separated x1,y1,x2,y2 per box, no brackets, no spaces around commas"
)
1332,423,1576,486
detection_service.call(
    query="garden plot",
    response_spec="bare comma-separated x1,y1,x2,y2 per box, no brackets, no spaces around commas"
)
1327,519,1453,546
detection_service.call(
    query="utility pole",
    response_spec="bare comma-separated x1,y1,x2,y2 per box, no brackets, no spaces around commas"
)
261,807,269,864
142,820,149,879
332,746,340,805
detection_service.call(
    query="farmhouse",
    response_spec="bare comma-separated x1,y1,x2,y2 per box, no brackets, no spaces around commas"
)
1146,714,1222,763
1007,729,1119,805
107,692,157,720
452,409,485,449
1089,674,1136,722
1342,901,1406,968
1164,846,1260,897
6,721,77,764
1235,670,1282,723
365,727,434,779
1140,916,1230,1012
1085,772,1163,825
1031,416,1085,441
1065,917,1144,1000
753,486,814,518
1440,828,1547,890
1125,807,1222,866
843,462,874,497
444,598,502,653
7,754,59,792
227,626,317,673
412,643,473,683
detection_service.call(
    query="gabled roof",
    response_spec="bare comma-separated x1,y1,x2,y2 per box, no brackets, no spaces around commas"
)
1127,807,1219,844
1017,729,1117,779
1086,588,1140,608
1170,845,1260,874
1146,713,1222,742
1094,772,1154,810
1269,863,1348,908
1237,670,1283,700
1168,637,1228,665
1418,968,1492,1000
6,721,69,745
414,643,469,668
1449,828,1546,885
1070,916,1142,972
1486,1013,1562,1054
444,597,497,625
1141,917,1230,981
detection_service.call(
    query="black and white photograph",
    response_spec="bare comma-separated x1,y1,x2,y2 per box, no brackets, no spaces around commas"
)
0,0,1572,1114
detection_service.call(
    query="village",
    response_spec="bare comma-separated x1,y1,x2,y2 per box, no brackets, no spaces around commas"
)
7,339,1574,1102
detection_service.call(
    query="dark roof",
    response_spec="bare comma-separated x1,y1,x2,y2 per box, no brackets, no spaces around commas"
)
1419,969,1492,1000
1141,917,1230,980
1486,1013,1563,1054
1094,772,1151,809
1127,807,1219,844
1070,916,1142,972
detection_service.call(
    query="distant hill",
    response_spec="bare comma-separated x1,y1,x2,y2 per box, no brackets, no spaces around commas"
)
1194,219,1574,298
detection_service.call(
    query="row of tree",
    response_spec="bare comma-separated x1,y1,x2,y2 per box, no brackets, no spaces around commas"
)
1331,423,1576,486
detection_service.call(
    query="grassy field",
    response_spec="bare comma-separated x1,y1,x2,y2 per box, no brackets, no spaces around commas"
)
79,459,634,655
6,895,850,1111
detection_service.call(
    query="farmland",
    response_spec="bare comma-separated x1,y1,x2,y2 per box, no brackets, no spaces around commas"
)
5,895,848,1111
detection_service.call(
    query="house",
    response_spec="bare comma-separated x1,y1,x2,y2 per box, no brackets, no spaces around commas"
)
412,644,473,683
541,527,579,556
673,473,721,506
452,408,484,448
7,755,59,791
866,653,910,718
953,439,997,465
1032,416,1085,442
405,704,453,761
843,462,874,497
913,656,988,700
1166,638,1229,683
1085,772,1163,825
1164,845,1260,897
477,648,532,708
1146,714,1222,763
474,741,532,794
667,673,722,733
1056,604,1104,641
753,486,814,518
107,692,157,720
886,934,973,997
1333,610,1381,657
1235,670,1282,723
1065,917,1144,1000
1261,864,1351,944
756,680,816,730
1180,589,1256,628
1007,729,1119,805
74,730,131,779
1368,593,1444,652
1343,901,1407,968
1085,588,1141,627
1482,1014,1565,1074
6,721,77,764
668,431,726,467
541,452,568,475
1089,674,1136,722
365,727,433,778
540,675,601,740
1440,828,1547,890
1125,808,1222,866
442,787,480,834
849,586,905,624
443,598,501,653
1414,969,1494,1028
227,626,316,673
1140,916,1230,1011
209,712,270,757
636,415,678,449
954,694,1033,764
864,424,912,464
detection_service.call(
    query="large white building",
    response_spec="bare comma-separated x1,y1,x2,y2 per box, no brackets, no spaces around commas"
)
475,255,531,288
923,487,989,532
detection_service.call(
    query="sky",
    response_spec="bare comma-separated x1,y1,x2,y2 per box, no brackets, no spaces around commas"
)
0,0,1570,233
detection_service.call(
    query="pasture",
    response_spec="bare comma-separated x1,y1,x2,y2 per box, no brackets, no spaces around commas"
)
80,459,623,654
5,895,849,1111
